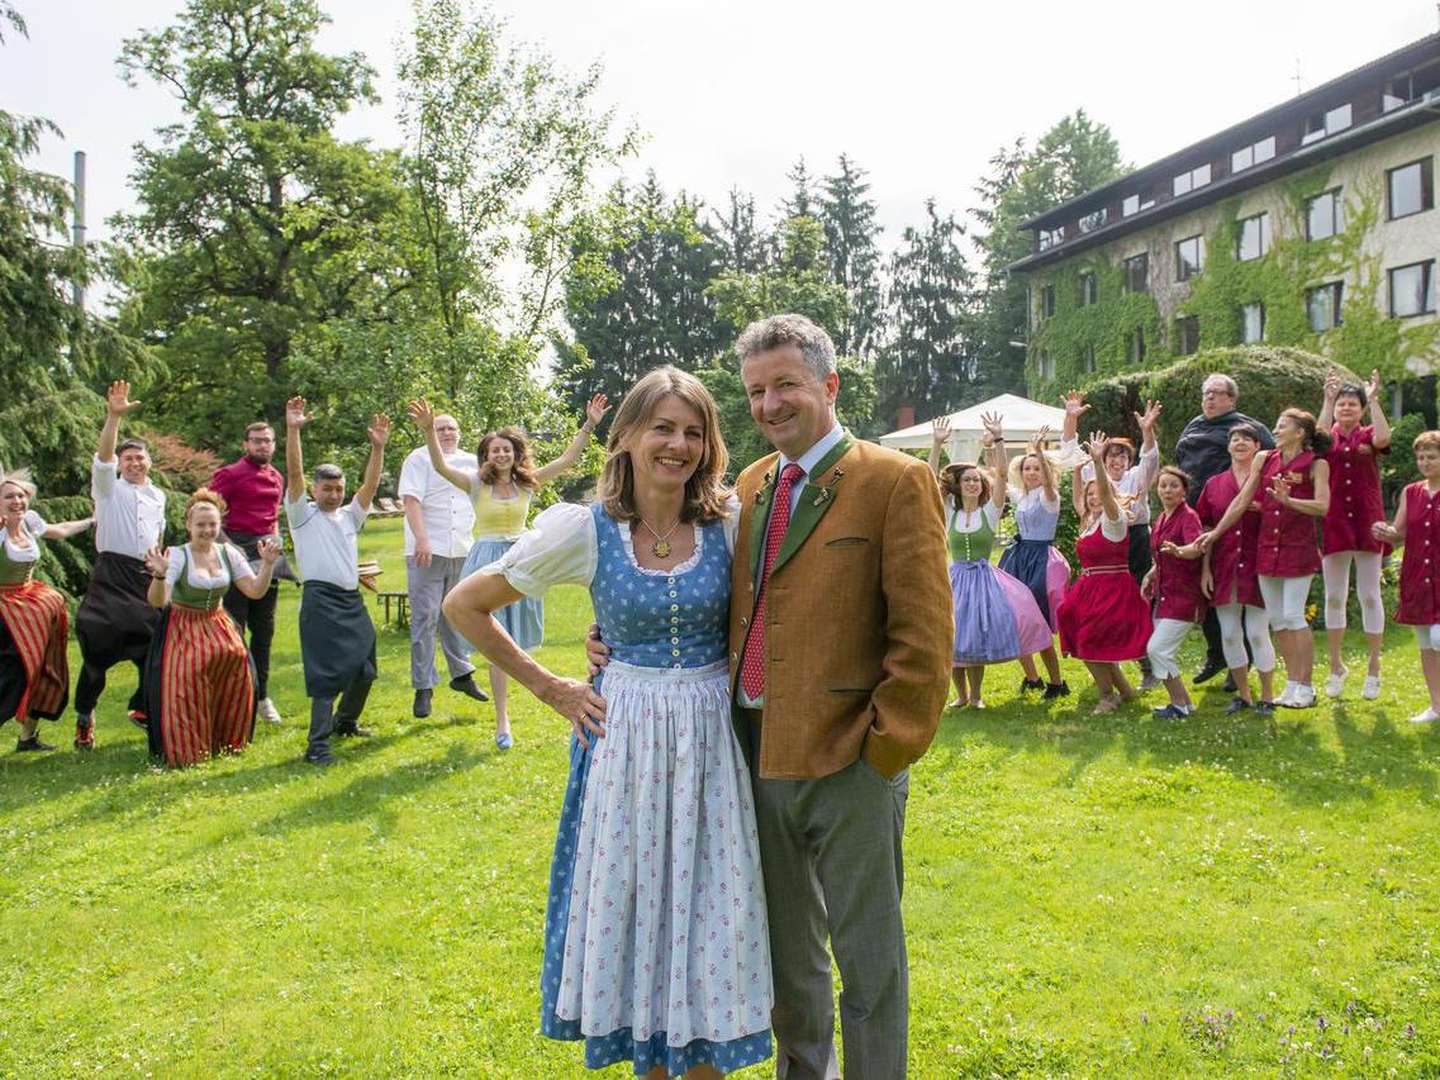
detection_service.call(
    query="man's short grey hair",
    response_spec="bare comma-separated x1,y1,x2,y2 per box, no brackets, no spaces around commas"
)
735,314,837,380
1204,373,1239,400
313,463,344,482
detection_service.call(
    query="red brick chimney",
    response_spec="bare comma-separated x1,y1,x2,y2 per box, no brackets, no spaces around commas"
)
895,405,916,430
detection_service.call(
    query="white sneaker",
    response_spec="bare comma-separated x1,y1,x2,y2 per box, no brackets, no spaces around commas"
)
1410,707,1439,724
1291,684,1316,709
257,697,282,724
1276,682,1298,707
1361,675,1381,701
1324,670,1347,698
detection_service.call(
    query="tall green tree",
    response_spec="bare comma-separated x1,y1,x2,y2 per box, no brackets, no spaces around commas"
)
817,154,883,360
876,199,974,425
712,187,766,274
970,110,1125,397
110,0,408,448
706,214,848,335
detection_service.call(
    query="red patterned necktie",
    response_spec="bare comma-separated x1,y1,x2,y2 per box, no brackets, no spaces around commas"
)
740,463,805,699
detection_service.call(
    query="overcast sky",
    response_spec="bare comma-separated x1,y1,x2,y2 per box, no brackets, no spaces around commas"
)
3,0,1435,282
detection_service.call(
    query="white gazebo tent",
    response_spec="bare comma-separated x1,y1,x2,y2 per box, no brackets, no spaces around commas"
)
878,392,1067,465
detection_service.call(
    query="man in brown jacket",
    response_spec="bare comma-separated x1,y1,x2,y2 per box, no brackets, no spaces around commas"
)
588,314,950,1076
730,314,951,1078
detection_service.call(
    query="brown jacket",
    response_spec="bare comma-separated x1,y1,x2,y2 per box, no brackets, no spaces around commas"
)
729,433,952,780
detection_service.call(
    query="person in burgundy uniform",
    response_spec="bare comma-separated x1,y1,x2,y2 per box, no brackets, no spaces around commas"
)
1057,432,1152,714
1194,423,1277,714
1200,409,1331,710
209,421,287,725
1373,429,1440,724
1144,466,1207,719
1316,368,1391,702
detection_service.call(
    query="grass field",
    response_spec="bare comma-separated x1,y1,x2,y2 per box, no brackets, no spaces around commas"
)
3,515,1439,1077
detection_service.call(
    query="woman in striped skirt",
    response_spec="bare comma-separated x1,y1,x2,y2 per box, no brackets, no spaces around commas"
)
1,469,94,752
142,489,280,766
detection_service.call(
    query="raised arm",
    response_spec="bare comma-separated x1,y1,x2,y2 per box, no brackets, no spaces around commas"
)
1060,390,1089,445
354,414,390,512
1367,369,1391,450
1070,465,1087,518
98,380,140,464
442,571,608,746
532,394,608,487
1084,431,1119,521
284,396,309,503
41,516,94,541
981,413,1006,509
929,415,952,478
407,399,475,493
143,543,171,609
1033,425,1058,502
232,538,281,600
1199,450,1269,547
1317,366,1341,431
1132,399,1163,491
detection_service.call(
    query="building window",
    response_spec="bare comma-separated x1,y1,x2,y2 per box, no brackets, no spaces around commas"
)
1236,213,1271,261
1129,327,1146,364
1175,316,1200,356
1123,253,1149,294
1038,226,1065,251
1389,261,1437,317
1037,349,1054,381
1231,136,1277,173
1303,103,1352,145
1388,158,1434,220
1078,271,1097,307
1307,282,1344,331
1122,192,1156,218
1078,208,1107,233
1081,344,1096,374
1175,235,1205,281
1242,303,1265,344
1385,64,1440,112
1173,164,1212,197
1307,189,1345,240
1041,283,1056,320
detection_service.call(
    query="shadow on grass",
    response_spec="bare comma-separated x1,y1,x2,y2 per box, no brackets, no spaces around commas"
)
931,680,1440,806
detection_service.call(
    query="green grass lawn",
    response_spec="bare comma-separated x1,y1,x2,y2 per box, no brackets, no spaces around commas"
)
3,515,1438,1077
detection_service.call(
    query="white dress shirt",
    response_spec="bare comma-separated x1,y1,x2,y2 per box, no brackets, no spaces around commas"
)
398,446,477,558
92,455,167,559
284,494,369,590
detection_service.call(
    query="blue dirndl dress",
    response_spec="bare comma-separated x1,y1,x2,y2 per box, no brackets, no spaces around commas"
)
463,536,543,650
996,486,1071,632
497,501,773,1076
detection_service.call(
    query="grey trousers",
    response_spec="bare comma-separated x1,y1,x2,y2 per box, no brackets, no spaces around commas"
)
748,723,910,1079
406,555,475,689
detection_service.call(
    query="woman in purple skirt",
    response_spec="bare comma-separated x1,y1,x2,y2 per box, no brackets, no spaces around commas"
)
930,415,1052,709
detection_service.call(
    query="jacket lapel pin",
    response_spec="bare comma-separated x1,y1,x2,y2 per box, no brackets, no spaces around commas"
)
812,467,845,507
755,470,773,505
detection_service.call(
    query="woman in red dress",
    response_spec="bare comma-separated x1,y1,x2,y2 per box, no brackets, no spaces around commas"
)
1144,467,1206,718
1193,423,1277,714
1201,409,1331,709
1057,433,1152,714
1317,367,1391,700
1374,429,1440,723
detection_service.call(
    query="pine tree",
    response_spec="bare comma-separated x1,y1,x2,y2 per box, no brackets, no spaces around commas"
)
818,154,883,360
713,188,766,274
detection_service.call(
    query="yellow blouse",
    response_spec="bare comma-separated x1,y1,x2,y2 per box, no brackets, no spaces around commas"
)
472,482,532,541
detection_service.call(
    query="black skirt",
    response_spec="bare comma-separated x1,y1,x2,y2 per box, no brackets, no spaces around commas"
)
75,552,160,669
298,581,376,698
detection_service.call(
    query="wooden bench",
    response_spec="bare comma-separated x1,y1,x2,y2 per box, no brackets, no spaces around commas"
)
377,590,409,627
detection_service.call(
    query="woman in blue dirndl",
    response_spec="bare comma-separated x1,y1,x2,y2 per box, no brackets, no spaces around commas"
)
440,367,772,1078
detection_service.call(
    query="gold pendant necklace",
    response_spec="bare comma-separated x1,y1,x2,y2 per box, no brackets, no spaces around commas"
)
639,516,682,558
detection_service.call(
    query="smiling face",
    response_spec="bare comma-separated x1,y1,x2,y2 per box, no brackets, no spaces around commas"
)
1083,479,1101,515
1419,445,1440,480
1228,429,1260,467
1333,391,1364,427
1020,453,1045,491
628,394,705,499
434,415,461,455
483,435,515,474
118,446,151,485
957,466,985,506
1156,470,1186,509
187,503,222,544
741,343,839,460
1103,444,1132,481
1274,412,1302,450
0,481,29,521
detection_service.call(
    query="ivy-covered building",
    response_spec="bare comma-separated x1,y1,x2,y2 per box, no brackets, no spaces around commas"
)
1011,32,1440,410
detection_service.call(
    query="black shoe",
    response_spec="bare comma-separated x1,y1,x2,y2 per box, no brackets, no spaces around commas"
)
413,688,433,718
1221,673,1237,693
333,721,373,738
1225,697,1252,715
74,713,95,750
448,675,490,703
1043,681,1071,700
16,734,56,752
1192,660,1226,686
303,748,337,767
1019,678,1046,693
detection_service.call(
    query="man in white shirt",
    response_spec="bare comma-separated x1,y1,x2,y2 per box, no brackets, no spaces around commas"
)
73,380,168,750
283,396,390,767
398,415,487,718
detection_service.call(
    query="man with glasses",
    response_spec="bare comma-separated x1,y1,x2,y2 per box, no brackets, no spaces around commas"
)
210,421,288,724
1174,374,1275,686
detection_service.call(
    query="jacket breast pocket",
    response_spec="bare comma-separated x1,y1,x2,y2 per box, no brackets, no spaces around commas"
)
824,536,870,548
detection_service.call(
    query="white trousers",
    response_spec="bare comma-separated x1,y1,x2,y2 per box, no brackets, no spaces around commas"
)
1146,617,1196,680
1258,574,1312,632
1414,625,1440,651
1321,551,1384,634
1215,602,1276,673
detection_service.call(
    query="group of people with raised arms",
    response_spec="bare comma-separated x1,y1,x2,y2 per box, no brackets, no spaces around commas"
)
926,365,1440,725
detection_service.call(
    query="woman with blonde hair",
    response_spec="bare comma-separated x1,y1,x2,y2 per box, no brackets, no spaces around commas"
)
0,468,93,752
408,395,608,749
142,489,280,766
443,366,773,1078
